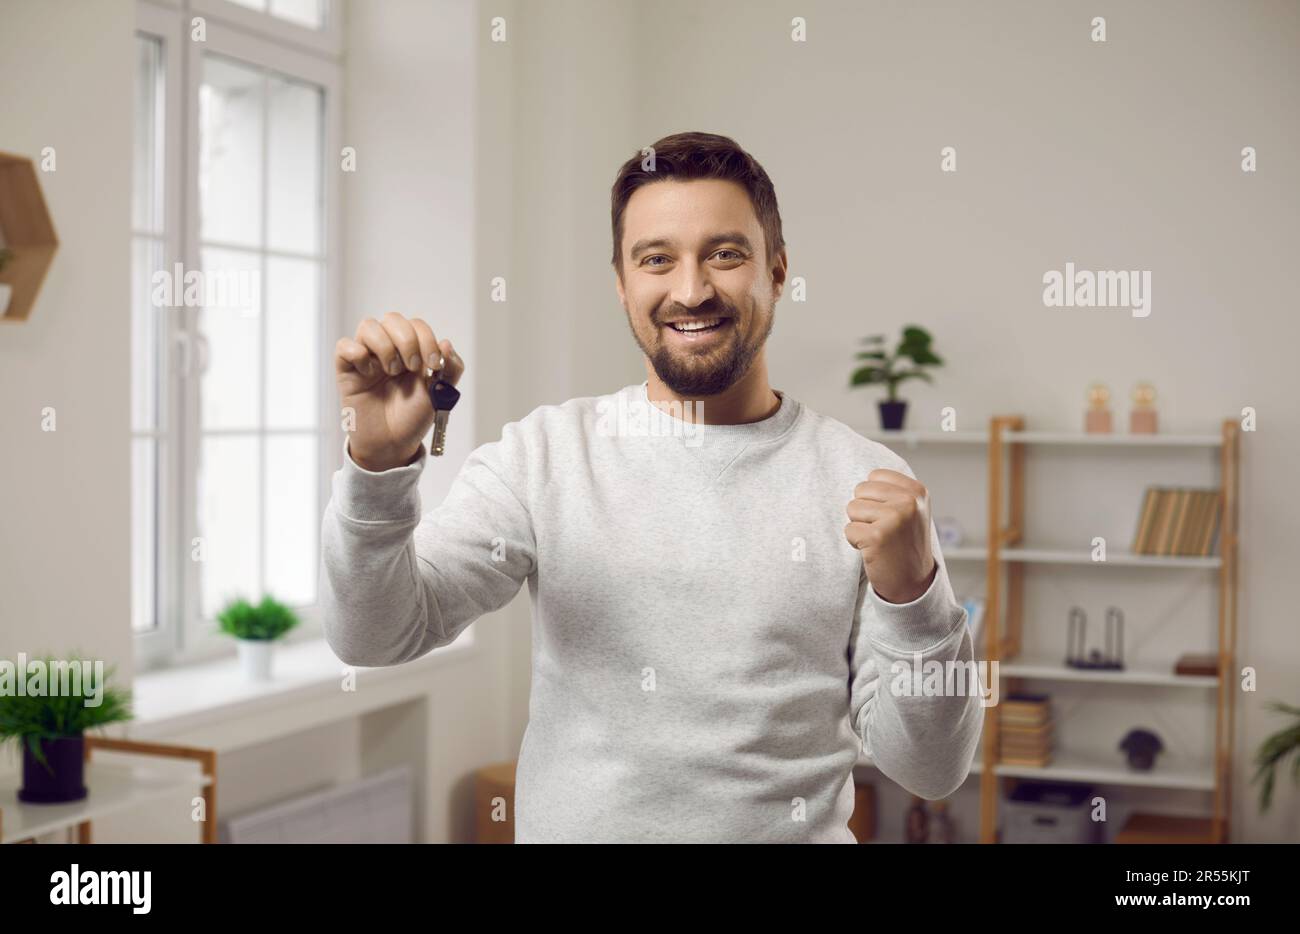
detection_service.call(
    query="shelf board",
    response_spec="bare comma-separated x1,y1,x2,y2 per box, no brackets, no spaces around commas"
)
1004,430,1222,447
998,657,1218,688
994,752,1215,791
855,748,1212,790
0,761,211,843
943,545,1220,568
1004,547,1221,567
869,429,1223,447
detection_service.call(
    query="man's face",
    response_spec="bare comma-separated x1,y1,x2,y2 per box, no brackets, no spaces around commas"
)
615,178,785,396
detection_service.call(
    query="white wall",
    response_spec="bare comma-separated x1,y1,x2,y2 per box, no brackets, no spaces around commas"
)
0,1,135,698
485,0,1300,841
342,0,515,841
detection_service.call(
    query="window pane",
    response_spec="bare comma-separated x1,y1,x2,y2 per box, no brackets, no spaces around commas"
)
200,55,264,247
132,437,159,633
200,247,263,430
133,35,163,234
265,257,319,428
266,434,317,606
227,0,326,29
271,0,326,30
267,76,322,254
198,435,261,620
132,238,164,432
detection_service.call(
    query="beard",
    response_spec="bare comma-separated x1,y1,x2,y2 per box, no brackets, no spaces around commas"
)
628,295,775,396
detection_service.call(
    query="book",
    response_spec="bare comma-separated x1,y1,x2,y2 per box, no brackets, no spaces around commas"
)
1132,488,1159,553
1199,491,1222,555
1168,489,1192,555
999,752,1053,768
1175,653,1218,677
1147,489,1175,555
1001,707,1050,722
1132,488,1222,556
1159,489,1188,554
1176,490,1204,554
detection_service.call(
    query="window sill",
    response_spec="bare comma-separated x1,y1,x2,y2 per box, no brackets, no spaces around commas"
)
129,635,477,742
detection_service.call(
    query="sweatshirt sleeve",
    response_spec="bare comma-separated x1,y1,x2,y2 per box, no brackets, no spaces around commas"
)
846,515,985,800
319,424,537,668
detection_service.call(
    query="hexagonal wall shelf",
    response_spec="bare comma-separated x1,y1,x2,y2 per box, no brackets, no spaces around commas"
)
0,150,59,323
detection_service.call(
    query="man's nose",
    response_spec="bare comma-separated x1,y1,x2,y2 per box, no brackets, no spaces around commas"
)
668,259,716,310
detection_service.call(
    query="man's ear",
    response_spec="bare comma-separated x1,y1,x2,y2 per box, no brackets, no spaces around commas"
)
770,247,788,301
614,265,626,308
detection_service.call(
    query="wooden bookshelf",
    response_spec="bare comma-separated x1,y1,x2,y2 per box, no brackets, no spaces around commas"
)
979,415,1240,843
868,417,1241,844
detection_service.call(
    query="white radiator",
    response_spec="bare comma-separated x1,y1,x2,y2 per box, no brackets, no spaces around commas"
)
221,766,414,844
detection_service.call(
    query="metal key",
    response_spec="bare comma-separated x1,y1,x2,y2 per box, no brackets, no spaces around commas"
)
428,378,461,456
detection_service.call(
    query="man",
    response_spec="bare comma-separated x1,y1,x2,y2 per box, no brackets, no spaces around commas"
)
322,131,983,843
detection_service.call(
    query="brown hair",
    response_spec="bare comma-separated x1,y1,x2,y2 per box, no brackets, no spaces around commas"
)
610,131,785,274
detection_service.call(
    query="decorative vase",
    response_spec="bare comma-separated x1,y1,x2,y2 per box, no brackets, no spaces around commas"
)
237,638,273,681
19,734,88,804
1085,382,1113,434
879,400,908,430
1129,382,1158,434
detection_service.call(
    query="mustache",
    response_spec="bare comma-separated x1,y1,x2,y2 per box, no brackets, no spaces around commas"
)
654,300,735,324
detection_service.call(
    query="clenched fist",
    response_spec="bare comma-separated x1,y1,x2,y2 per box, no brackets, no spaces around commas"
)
334,312,465,472
843,468,938,604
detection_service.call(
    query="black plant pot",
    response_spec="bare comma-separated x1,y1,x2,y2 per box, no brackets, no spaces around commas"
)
19,734,88,804
879,400,908,430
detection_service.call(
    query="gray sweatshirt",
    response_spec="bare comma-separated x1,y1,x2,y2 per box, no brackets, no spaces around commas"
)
320,380,983,843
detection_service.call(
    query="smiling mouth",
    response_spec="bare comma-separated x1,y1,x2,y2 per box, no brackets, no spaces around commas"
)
664,317,728,334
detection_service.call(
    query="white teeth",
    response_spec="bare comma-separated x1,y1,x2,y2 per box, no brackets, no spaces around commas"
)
669,318,723,332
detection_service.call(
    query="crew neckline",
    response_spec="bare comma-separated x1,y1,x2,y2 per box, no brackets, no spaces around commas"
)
633,380,801,444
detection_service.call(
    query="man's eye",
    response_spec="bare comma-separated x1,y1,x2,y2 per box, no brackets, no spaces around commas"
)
643,255,669,267
713,249,742,261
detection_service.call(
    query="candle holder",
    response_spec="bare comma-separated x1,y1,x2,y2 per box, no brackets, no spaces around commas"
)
1085,382,1112,433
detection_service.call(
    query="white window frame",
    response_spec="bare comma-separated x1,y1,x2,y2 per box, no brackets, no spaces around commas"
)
135,0,342,671
135,1,186,668
191,0,342,58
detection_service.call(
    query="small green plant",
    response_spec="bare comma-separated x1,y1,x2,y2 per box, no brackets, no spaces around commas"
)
0,248,13,273
217,595,300,641
1252,700,1300,812
849,325,944,401
0,655,133,773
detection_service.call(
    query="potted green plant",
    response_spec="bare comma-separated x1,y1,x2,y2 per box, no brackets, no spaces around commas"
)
850,325,944,430
1252,700,1300,813
217,595,300,681
0,655,132,804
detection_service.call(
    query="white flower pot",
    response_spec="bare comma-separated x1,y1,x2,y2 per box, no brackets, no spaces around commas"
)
237,639,273,681
0,282,11,316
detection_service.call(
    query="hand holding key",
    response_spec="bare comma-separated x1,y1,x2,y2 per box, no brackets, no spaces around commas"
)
334,312,464,472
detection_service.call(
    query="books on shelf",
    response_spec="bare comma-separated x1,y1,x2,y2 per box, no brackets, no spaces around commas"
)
999,693,1053,767
1132,487,1221,556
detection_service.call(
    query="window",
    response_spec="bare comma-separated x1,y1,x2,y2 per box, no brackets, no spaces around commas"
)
132,33,166,635
133,0,340,669
224,0,329,30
